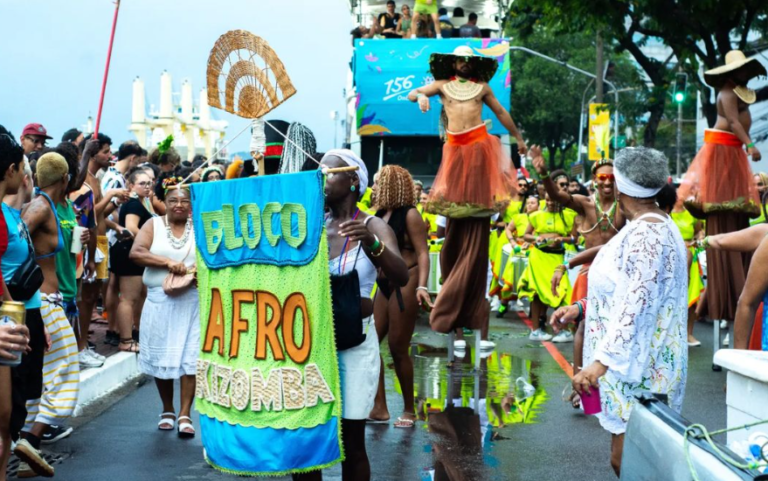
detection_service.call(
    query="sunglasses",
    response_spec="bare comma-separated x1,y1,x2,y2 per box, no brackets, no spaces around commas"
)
557,182,568,188
595,173,615,182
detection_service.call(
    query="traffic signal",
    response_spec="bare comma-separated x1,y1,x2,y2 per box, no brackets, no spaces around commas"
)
673,73,687,103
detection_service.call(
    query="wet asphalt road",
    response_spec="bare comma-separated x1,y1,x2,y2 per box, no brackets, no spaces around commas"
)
34,307,726,481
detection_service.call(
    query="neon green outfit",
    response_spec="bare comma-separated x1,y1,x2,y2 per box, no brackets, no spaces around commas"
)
489,200,523,296
499,213,532,301
750,204,766,225
671,209,705,308
414,0,438,15
357,187,375,215
516,210,573,307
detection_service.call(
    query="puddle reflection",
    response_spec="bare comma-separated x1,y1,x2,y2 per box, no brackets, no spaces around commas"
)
382,343,548,481
401,344,547,428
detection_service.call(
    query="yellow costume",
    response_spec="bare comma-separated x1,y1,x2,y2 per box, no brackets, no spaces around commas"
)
499,212,531,301
517,210,573,307
489,200,523,296
671,209,705,308
357,187,376,215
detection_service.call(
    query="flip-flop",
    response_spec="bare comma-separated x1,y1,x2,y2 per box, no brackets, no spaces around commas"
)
158,413,176,431
178,416,195,438
394,416,415,428
365,418,390,424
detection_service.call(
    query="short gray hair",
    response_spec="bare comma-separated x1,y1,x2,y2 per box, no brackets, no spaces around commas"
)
613,147,669,190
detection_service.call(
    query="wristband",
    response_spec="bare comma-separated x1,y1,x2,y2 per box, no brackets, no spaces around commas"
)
540,171,549,179
417,93,425,99
747,142,755,149
370,242,386,257
368,235,381,252
575,301,583,322
416,286,429,292
701,236,710,250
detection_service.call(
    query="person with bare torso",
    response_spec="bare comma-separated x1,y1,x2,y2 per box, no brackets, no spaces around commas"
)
678,50,766,326
73,138,128,368
406,46,525,336
367,165,431,427
14,153,89,478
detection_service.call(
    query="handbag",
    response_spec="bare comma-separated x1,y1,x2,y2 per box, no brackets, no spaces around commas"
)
7,213,43,301
330,244,366,351
162,228,196,296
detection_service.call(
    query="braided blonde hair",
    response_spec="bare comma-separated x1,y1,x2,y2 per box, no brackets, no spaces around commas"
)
375,164,417,210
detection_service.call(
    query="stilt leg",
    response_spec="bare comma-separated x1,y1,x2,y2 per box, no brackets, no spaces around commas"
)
474,330,482,371
712,319,722,371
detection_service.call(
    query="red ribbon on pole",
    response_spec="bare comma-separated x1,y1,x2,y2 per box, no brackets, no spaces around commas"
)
93,0,121,138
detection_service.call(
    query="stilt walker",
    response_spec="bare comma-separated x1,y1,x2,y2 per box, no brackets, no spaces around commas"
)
678,50,766,352
407,46,525,346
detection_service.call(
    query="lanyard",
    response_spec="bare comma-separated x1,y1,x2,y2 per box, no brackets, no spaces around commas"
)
338,208,361,276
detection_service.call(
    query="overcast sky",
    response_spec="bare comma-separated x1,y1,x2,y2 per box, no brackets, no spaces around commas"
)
0,0,353,156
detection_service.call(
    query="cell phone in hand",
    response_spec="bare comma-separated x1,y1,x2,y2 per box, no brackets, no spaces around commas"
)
510,143,521,169
119,229,133,241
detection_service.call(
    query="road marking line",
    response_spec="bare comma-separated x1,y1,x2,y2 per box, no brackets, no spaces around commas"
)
516,309,574,379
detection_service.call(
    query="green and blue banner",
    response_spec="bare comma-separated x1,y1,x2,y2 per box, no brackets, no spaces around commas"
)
191,171,342,476
353,38,511,136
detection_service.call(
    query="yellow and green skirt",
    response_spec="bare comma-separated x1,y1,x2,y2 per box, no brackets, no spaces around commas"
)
489,230,510,297
517,247,571,307
688,247,705,308
500,249,528,302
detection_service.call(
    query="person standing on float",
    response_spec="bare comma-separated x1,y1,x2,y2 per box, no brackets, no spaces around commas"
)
678,50,766,332
406,46,526,334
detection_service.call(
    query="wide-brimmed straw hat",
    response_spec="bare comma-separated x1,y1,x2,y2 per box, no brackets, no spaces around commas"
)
704,50,767,88
429,46,499,83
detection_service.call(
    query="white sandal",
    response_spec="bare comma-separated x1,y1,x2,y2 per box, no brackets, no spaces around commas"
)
158,412,176,431
177,416,195,438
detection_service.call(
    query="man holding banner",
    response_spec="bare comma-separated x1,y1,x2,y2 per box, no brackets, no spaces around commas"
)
407,45,525,335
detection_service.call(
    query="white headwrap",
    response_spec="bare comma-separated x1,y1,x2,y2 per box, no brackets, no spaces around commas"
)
614,168,663,198
322,149,368,199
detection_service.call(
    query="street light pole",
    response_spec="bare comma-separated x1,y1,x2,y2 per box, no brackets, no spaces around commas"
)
676,100,683,179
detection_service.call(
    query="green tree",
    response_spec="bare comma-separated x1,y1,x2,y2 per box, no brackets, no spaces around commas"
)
510,28,647,171
506,0,768,147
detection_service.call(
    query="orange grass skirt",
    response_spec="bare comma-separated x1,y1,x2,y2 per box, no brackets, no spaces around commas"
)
426,124,516,218
679,129,760,218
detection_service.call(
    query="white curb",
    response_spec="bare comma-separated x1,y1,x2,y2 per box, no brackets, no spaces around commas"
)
73,352,142,417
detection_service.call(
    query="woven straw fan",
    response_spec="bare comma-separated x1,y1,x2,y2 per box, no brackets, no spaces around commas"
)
207,30,296,119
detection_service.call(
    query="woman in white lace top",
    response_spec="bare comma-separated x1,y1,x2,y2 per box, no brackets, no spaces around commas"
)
551,147,688,477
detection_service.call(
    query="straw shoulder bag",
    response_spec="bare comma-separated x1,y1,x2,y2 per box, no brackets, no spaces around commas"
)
162,234,196,296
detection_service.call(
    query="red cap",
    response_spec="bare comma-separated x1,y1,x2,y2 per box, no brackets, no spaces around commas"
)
21,123,52,140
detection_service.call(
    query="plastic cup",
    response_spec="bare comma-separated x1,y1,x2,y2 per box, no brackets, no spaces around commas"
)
581,385,602,415
71,225,87,254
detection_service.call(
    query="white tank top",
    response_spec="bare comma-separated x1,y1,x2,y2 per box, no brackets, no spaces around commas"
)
328,243,377,298
142,216,196,288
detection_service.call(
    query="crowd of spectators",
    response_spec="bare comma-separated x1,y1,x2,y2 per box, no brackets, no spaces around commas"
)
352,2,488,41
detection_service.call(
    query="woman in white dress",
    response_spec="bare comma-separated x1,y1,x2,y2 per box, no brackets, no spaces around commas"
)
293,150,408,481
551,147,688,477
130,184,199,438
